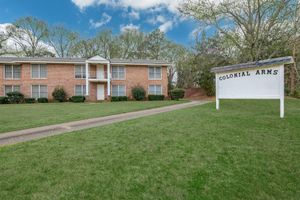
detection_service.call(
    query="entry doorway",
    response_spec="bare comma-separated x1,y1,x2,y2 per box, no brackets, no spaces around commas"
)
97,84,105,100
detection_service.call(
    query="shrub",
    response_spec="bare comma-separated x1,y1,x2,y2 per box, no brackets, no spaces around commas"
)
132,86,146,101
0,97,9,104
7,91,24,104
293,87,300,98
52,86,67,102
38,98,48,103
70,96,86,103
148,95,165,101
196,69,215,96
24,98,36,103
111,96,128,102
170,88,185,100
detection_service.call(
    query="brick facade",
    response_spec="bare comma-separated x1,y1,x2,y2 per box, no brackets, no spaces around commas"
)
0,61,168,101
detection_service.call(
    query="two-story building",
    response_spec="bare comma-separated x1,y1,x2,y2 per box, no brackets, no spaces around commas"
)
0,56,171,101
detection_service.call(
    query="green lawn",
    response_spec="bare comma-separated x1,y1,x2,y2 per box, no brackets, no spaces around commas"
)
0,100,186,133
1,99,300,199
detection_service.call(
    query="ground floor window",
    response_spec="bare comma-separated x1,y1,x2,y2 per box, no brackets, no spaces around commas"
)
148,85,162,95
112,85,125,96
4,85,20,95
75,85,86,96
32,85,48,98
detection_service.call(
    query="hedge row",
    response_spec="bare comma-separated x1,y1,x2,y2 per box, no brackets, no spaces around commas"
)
148,95,165,101
69,96,86,103
111,96,128,102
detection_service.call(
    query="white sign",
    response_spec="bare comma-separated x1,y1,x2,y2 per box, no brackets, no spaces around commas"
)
215,65,285,118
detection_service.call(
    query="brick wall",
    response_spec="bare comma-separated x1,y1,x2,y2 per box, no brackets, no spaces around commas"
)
111,65,168,99
0,63,168,101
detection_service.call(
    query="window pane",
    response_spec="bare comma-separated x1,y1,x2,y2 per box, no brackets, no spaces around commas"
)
149,85,155,95
32,85,39,98
118,67,125,79
13,85,20,92
149,67,155,79
75,85,82,96
5,85,12,95
40,85,48,98
119,85,125,96
83,85,86,95
5,65,12,79
32,65,39,78
155,67,161,79
156,85,162,95
75,66,83,78
13,65,21,79
40,65,47,78
112,71,118,79
112,85,118,96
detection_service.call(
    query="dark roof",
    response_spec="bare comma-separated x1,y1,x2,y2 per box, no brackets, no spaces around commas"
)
110,58,172,66
211,56,294,73
0,57,86,63
0,56,172,66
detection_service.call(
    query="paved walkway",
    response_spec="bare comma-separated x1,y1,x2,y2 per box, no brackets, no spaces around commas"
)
0,101,210,146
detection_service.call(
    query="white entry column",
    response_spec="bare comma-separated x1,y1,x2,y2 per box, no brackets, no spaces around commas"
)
107,62,111,96
85,62,89,96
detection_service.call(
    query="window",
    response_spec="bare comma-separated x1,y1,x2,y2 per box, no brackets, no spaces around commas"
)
149,85,162,95
112,85,125,96
75,85,86,96
148,66,162,80
31,64,47,79
112,66,125,80
75,65,86,79
32,85,48,98
4,85,20,95
4,65,21,79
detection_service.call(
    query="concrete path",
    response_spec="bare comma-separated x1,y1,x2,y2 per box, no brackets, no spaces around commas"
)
0,101,210,146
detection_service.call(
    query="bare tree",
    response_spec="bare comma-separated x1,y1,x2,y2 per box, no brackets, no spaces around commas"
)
7,16,49,57
48,25,78,57
180,0,299,61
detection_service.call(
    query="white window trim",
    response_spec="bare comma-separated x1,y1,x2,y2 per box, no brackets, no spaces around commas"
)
74,65,86,79
4,85,20,95
111,66,126,80
31,85,48,99
4,64,21,80
31,64,47,79
148,66,162,80
111,84,126,97
74,85,86,96
148,84,163,95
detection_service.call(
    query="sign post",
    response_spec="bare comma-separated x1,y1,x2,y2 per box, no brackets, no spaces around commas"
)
211,57,294,118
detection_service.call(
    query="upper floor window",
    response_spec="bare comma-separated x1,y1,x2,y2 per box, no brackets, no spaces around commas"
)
112,85,126,96
75,85,86,96
75,65,86,79
148,66,162,80
32,85,48,99
31,64,47,79
149,85,162,95
112,66,125,80
4,65,21,79
4,85,20,95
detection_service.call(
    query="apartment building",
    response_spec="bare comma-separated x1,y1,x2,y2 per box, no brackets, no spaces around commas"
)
0,56,171,101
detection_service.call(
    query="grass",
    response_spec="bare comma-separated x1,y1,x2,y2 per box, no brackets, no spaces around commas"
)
0,99,300,199
0,100,186,133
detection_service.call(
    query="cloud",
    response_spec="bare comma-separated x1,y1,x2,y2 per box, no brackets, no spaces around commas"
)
128,10,140,20
89,12,112,28
120,23,140,32
147,15,166,25
71,0,183,13
159,20,173,33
